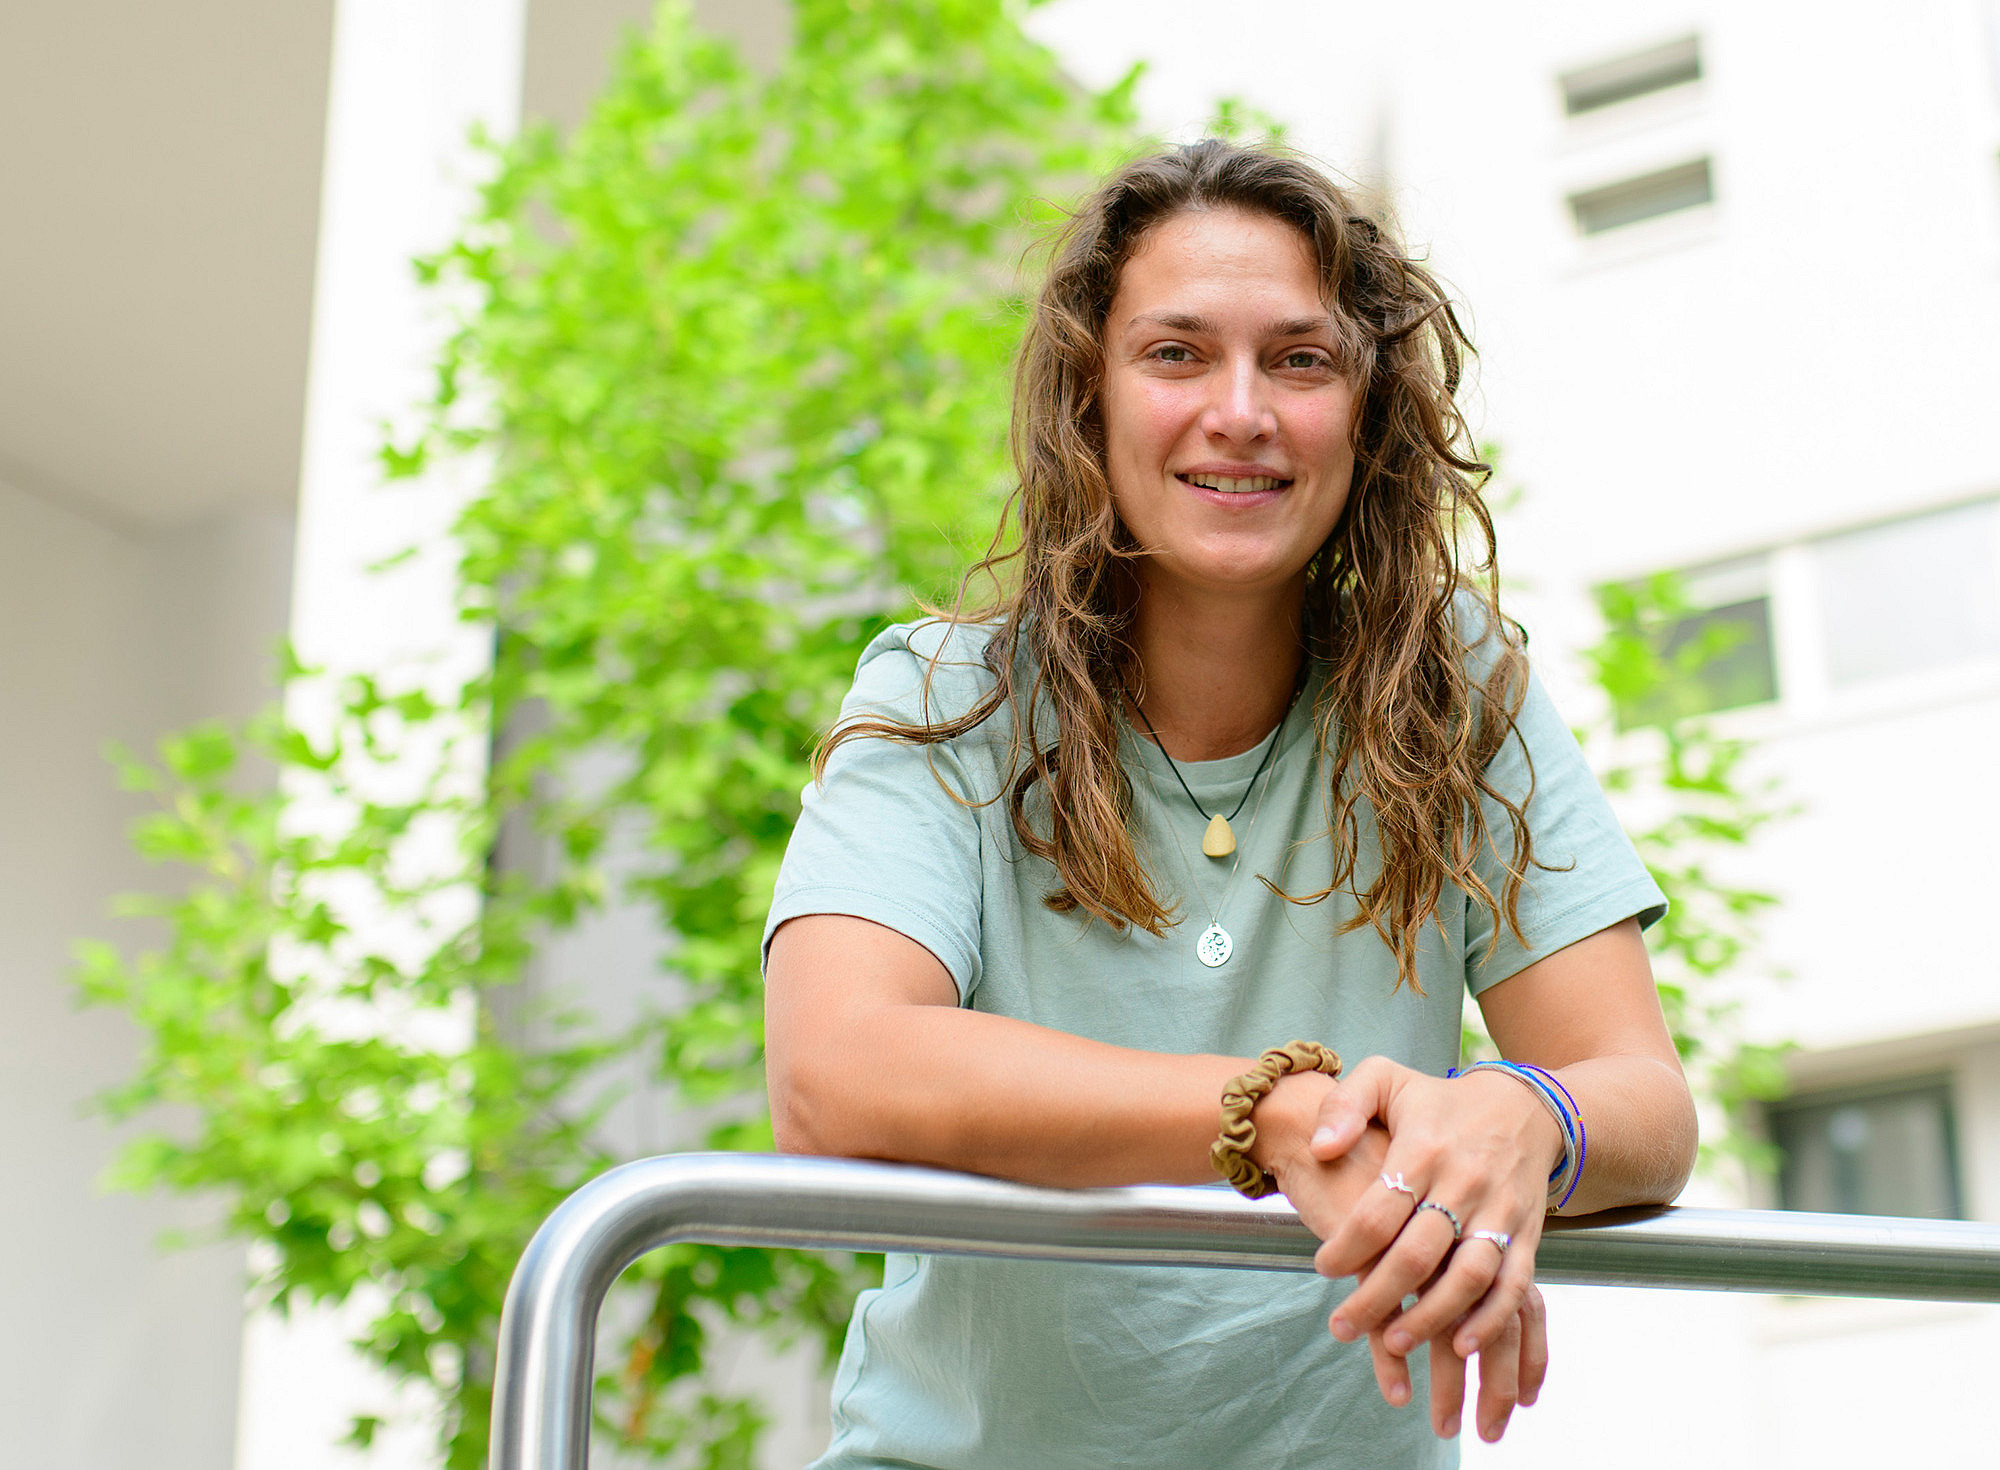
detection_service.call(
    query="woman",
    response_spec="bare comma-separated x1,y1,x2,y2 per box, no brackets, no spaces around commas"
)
763,139,1695,1468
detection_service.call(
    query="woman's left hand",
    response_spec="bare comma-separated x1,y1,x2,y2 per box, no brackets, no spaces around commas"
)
1307,1056,1565,1435
1364,1282,1548,1441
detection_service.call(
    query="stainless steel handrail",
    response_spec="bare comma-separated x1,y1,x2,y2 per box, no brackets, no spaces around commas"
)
491,1151,2000,1469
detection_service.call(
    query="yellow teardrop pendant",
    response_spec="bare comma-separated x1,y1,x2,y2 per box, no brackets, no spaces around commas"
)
1201,813,1236,858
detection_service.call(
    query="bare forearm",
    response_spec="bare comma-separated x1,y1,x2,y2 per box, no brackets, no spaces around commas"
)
1538,1054,1696,1215
772,1001,1254,1189
1479,920,1700,1215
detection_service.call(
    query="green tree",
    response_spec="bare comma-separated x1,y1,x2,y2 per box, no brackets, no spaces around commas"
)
79,3,1135,1465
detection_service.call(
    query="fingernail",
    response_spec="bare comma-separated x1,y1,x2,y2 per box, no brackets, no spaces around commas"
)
1311,1126,1338,1149
1455,1333,1478,1357
1329,1316,1357,1342
1443,1415,1461,1439
1387,1381,1409,1406
1385,1329,1413,1354
1483,1417,1509,1443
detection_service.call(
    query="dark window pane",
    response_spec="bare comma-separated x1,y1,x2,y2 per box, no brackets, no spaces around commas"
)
1570,158,1714,235
1616,596,1778,728
1770,1080,1962,1219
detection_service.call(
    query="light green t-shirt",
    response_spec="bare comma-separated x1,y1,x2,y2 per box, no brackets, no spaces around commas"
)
764,618,1664,1470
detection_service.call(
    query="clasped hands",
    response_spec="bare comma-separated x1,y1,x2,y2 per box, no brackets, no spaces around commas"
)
1255,1056,1566,1444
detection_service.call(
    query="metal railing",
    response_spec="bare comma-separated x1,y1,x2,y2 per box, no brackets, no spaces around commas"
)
491,1151,2000,1469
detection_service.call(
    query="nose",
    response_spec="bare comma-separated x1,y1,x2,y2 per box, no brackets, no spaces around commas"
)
1200,353,1277,443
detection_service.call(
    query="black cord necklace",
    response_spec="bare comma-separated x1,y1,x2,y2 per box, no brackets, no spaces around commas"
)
1127,680,1297,859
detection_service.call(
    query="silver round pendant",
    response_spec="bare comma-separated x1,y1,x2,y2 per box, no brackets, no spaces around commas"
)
1195,922,1233,968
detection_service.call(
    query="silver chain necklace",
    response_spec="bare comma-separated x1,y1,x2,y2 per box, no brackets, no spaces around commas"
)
1132,698,1294,967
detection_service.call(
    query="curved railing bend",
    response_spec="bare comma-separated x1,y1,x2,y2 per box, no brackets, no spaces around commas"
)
491,1152,2000,1469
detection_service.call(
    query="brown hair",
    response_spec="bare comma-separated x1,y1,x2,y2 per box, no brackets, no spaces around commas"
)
820,138,1535,991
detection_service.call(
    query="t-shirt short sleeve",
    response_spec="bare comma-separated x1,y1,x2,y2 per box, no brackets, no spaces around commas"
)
1463,664,1668,994
762,623,990,1002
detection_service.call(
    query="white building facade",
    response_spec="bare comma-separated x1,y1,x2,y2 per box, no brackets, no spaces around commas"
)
4,2,1994,1467
1031,0,2000,1464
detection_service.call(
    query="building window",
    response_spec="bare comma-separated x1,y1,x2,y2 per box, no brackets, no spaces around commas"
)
1769,1077,1964,1219
1560,35,1703,116
1812,499,2000,687
1605,556,1778,728
1568,158,1714,235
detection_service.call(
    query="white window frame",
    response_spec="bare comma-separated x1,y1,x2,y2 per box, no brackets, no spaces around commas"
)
1551,31,1719,273
1618,491,2000,740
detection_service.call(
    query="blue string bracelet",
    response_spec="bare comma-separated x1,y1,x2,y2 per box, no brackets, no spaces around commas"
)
1511,1062,1588,1209
1450,1060,1583,1209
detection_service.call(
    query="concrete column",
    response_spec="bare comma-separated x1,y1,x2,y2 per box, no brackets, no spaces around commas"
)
234,2,524,1466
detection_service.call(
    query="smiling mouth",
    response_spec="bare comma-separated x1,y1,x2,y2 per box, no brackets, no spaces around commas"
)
1177,473,1291,494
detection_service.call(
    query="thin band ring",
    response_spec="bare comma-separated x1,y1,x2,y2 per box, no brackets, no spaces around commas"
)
1468,1228,1512,1254
1415,1199,1464,1241
1380,1171,1418,1200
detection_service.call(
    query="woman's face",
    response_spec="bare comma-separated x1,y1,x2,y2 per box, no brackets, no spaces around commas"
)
1098,207,1356,603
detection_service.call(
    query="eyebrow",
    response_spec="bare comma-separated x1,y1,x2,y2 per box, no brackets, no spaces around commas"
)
1126,310,1337,339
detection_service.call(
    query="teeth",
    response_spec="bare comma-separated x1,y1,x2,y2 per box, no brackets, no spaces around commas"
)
1188,475,1282,493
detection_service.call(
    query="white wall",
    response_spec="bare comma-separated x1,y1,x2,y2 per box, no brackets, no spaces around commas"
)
0,477,293,1469
1,5,328,1462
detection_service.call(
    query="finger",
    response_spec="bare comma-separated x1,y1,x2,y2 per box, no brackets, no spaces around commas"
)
1517,1285,1550,1406
1474,1310,1524,1442
1382,1228,1505,1353
1307,1095,1368,1159
1366,1329,1413,1409
1453,1243,1536,1358
1326,1205,1455,1341
1304,1136,1432,1280
1313,1158,1424,1280
1309,1058,1397,1161
1427,1332,1467,1439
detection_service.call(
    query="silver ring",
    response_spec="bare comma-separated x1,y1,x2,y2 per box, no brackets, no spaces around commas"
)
1468,1228,1511,1254
1415,1199,1464,1241
1380,1171,1417,1200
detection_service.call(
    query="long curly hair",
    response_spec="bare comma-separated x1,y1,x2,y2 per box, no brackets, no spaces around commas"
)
821,138,1535,992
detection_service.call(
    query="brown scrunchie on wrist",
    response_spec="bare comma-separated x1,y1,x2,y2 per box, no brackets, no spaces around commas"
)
1211,1040,1344,1198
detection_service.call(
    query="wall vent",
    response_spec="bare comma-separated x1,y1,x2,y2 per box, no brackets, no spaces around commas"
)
1568,158,1713,235
1560,35,1702,115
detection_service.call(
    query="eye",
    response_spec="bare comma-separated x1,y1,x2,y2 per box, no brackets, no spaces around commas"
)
1280,349,1332,370
1148,344,1196,364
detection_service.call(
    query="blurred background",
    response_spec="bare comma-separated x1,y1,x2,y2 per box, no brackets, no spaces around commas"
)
5,1,1998,1467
